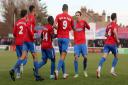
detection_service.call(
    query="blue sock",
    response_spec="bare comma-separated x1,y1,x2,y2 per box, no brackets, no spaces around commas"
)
51,61,55,75
57,59,64,71
16,66,20,74
62,62,65,74
74,60,78,74
38,61,46,69
34,61,39,76
22,59,27,66
98,57,106,67
112,58,118,67
13,59,23,71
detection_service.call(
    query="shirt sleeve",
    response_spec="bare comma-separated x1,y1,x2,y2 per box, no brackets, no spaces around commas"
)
84,21,90,30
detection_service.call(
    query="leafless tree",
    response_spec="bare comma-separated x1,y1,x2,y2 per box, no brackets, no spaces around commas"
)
0,0,47,37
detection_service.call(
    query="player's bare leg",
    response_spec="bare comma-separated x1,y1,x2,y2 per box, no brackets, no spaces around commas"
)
83,57,88,77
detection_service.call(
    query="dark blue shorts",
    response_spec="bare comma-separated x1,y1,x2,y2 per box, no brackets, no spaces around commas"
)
103,44,118,55
41,48,55,61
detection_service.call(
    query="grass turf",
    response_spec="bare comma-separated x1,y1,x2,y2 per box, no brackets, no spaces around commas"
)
0,51,128,85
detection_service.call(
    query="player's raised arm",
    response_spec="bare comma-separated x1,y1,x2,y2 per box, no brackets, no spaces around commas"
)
85,21,90,30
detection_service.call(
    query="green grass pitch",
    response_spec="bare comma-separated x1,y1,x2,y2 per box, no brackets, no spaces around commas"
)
0,51,128,85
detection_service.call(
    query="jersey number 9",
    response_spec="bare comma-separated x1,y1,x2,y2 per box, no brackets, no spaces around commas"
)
63,20,67,29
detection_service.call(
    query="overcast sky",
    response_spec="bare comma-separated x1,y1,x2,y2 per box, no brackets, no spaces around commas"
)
41,0,128,25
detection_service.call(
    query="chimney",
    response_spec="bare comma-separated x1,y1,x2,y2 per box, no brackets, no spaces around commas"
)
107,16,110,22
102,10,106,22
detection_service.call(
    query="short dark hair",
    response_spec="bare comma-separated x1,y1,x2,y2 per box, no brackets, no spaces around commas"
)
48,16,54,25
20,9,27,18
76,11,82,16
111,13,117,21
29,5,35,12
62,4,68,11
